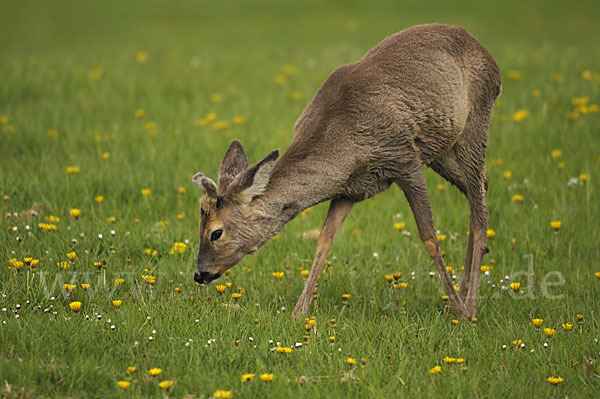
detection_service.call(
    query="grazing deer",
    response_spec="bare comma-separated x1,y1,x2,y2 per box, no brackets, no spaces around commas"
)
192,24,501,318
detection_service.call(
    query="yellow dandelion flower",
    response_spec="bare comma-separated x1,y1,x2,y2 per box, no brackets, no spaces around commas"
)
544,328,555,337
66,251,76,261
158,380,174,389
282,64,296,75
561,322,572,331
148,368,162,376
260,373,274,382
232,115,246,125
141,188,151,196
511,194,523,202
107,216,116,223
503,171,512,180
56,261,69,269
178,186,186,195
547,376,564,385
70,209,81,219
290,91,303,100
81,283,90,290
443,357,456,364
69,301,82,311
241,373,255,383
112,300,122,308
272,271,284,280
550,73,564,84
127,366,136,373
170,242,187,254
393,222,406,231
451,319,459,325
510,282,521,292
30,259,39,267
135,108,145,119
346,357,357,366
215,284,226,294
135,50,148,63
329,336,335,342
437,234,447,242
211,92,224,103
301,269,310,277
429,366,442,374
581,70,591,81
117,381,131,390
550,221,561,231
480,265,492,272
275,346,292,354
513,339,522,346
579,173,589,182
24,257,32,265
507,70,522,80
273,73,287,84
385,274,394,282
204,112,217,122
64,284,76,292
436,183,445,192
341,293,351,301
214,390,232,399
551,149,563,160
533,318,543,327
231,293,242,299
456,358,465,364
512,110,528,122
486,229,496,238
115,278,125,286
577,314,584,321
595,272,600,279
210,120,229,131
101,151,110,160
66,166,80,174
95,195,104,202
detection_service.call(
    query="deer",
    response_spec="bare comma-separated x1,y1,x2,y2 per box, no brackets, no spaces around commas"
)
192,24,501,319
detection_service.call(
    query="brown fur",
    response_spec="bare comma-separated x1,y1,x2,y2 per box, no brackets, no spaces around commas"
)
193,24,501,318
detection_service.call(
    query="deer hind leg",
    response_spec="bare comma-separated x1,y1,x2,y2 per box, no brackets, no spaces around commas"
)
455,116,492,318
292,198,354,319
429,156,473,304
461,172,488,317
395,160,466,317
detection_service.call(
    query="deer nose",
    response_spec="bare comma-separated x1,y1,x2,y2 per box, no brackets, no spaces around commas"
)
194,271,221,284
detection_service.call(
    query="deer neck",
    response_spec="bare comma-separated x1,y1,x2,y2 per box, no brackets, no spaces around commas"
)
253,149,342,238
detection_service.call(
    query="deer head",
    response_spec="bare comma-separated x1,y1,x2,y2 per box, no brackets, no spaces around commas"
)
192,140,279,284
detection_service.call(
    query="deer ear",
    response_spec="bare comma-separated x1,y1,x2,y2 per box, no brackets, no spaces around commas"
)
237,149,279,202
192,172,218,197
219,140,248,193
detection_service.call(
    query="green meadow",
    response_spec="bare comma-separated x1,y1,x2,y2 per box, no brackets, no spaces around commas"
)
1,0,599,397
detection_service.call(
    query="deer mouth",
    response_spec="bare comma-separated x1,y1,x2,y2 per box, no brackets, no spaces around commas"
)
194,271,222,285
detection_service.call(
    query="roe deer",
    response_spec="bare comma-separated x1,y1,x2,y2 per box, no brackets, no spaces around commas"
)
192,24,501,318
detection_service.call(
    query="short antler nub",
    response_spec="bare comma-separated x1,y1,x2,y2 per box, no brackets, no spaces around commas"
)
192,172,218,197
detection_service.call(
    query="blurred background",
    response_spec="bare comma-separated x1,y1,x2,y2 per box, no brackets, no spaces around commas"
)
0,0,598,207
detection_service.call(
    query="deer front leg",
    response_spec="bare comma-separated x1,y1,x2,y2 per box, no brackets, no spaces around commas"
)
292,198,354,319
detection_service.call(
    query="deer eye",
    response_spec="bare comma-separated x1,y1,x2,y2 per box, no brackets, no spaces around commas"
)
210,229,223,241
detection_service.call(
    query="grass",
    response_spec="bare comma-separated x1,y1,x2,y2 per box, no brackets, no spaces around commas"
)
1,0,599,397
